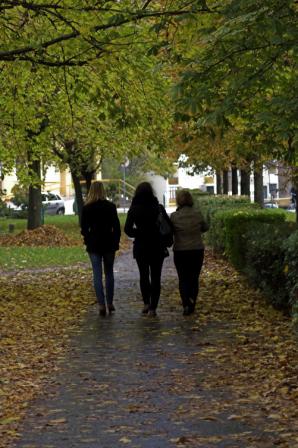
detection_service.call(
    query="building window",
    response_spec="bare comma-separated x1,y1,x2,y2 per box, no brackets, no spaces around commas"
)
269,183,277,192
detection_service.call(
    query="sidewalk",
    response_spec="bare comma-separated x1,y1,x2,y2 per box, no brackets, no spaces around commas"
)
13,250,298,448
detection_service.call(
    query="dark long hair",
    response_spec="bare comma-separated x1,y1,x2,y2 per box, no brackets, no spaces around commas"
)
132,182,156,205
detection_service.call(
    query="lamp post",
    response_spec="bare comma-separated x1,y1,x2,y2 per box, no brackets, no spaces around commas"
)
121,158,129,213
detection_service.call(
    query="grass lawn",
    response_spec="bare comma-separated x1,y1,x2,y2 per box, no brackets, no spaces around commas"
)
0,246,88,270
0,213,127,271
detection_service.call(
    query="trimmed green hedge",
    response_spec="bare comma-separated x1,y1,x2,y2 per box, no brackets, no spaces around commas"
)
208,209,286,269
195,195,297,317
284,231,298,323
244,222,296,310
193,194,256,216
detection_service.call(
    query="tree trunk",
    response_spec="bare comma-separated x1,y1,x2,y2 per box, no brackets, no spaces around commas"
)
216,171,222,195
254,169,264,207
223,170,229,194
240,169,250,196
27,158,42,230
231,166,238,195
71,170,84,224
82,169,96,194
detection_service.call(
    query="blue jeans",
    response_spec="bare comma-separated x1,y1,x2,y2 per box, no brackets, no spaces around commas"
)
89,252,115,306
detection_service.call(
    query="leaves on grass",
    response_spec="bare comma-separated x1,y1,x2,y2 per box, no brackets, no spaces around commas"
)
0,225,80,247
0,267,93,448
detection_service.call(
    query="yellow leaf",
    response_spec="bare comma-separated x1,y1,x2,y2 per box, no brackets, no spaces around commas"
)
119,437,131,444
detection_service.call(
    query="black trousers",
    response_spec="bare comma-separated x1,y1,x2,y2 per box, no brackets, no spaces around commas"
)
136,254,164,310
174,249,204,309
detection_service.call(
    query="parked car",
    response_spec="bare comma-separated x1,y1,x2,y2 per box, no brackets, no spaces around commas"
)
42,192,65,215
7,192,65,216
264,202,279,209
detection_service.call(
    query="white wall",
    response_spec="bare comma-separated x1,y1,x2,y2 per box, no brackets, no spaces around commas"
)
2,166,74,198
178,167,210,191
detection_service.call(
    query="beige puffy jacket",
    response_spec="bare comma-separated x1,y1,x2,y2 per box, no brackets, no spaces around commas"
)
170,205,209,251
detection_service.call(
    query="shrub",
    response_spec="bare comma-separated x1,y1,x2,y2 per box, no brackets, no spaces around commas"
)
283,231,298,322
193,194,255,216
244,222,296,310
207,209,286,268
0,199,9,217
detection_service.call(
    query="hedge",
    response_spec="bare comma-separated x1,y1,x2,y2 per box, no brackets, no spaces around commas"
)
207,209,286,269
244,222,297,310
284,231,298,323
192,194,297,317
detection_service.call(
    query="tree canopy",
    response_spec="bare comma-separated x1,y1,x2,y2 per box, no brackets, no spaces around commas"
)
0,1,214,65
173,0,298,169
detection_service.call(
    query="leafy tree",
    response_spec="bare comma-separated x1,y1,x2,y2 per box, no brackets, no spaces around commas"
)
0,1,213,65
170,0,297,207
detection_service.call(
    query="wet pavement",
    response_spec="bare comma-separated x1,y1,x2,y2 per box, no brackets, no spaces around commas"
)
14,250,287,448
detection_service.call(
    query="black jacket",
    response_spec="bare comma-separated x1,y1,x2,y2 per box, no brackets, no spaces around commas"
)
124,196,171,258
81,199,121,254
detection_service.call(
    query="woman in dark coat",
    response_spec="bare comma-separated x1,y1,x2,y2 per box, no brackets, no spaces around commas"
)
170,189,209,315
81,181,121,316
124,182,171,317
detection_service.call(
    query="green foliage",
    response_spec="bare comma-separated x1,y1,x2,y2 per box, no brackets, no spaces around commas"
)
173,0,298,169
204,197,297,312
193,194,253,211
11,184,28,207
0,2,205,66
192,194,257,227
244,223,296,310
209,209,286,268
283,231,298,322
0,246,88,271
0,198,9,218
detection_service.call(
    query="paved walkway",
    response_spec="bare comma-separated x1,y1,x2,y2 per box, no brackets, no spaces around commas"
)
14,251,296,448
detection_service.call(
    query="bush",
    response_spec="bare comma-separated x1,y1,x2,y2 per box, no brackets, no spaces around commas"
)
244,222,296,310
193,194,254,214
207,208,286,268
195,194,297,315
283,231,298,321
0,199,9,217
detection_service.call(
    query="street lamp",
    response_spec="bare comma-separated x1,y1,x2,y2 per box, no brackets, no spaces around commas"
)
121,158,129,213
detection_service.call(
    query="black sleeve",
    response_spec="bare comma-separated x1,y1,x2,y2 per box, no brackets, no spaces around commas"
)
124,207,137,238
80,206,90,242
112,204,121,245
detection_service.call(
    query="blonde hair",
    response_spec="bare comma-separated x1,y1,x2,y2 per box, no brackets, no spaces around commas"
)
176,189,194,207
85,181,106,205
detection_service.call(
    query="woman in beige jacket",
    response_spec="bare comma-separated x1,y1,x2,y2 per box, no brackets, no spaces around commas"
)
170,190,209,315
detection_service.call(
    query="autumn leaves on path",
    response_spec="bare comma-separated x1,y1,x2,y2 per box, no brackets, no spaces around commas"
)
1,249,298,448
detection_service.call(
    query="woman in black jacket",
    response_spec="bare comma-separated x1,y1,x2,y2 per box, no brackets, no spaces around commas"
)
81,181,121,316
124,182,171,317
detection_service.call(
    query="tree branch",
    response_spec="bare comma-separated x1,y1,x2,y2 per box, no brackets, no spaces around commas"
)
0,5,215,64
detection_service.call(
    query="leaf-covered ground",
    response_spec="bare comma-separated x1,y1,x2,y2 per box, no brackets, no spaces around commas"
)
1,248,297,448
